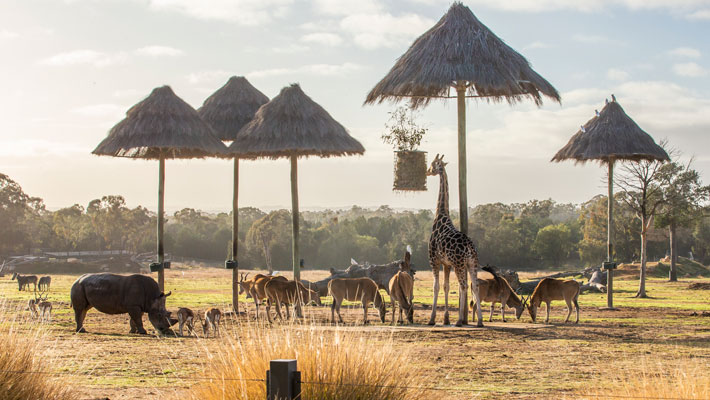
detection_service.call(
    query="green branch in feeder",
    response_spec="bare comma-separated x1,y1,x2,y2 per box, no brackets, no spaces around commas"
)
381,106,428,151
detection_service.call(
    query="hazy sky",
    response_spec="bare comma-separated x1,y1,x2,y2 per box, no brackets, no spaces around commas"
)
1,0,709,213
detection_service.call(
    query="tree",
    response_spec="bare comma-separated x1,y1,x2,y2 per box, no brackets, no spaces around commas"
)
656,159,710,281
616,159,666,298
533,224,573,267
246,210,292,272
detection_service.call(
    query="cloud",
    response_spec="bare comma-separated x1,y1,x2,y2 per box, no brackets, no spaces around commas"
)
71,104,126,119
686,9,710,19
607,68,630,81
340,13,434,50
525,41,551,50
672,62,708,77
668,47,701,58
571,34,612,44
134,45,184,57
186,69,232,84
40,49,129,67
145,0,293,25
311,0,383,15
0,30,19,40
247,62,363,78
300,32,343,47
271,44,310,54
464,0,710,13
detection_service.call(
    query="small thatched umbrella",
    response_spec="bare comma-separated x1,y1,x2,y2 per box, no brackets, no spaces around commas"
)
365,2,560,237
230,84,364,280
93,85,227,291
198,76,269,312
552,96,669,309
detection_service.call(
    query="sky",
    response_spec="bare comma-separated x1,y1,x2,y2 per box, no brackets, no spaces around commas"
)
1,0,709,213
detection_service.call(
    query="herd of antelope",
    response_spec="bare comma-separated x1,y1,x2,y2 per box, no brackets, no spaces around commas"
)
5,261,580,336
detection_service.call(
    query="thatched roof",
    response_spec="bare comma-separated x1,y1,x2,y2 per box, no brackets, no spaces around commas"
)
364,2,560,108
93,86,227,159
551,98,670,164
197,76,269,141
228,84,365,159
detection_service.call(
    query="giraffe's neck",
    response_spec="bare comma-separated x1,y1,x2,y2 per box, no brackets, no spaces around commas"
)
436,168,450,217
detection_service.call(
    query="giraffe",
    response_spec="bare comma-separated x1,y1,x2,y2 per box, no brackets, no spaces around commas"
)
426,154,484,327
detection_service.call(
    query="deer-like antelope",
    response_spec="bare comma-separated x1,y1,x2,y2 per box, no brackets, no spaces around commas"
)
251,275,288,320
12,272,38,291
38,276,52,291
32,291,52,323
388,249,414,324
200,308,222,337
470,267,524,322
176,307,196,337
27,298,39,319
328,277,386,325
264,279,321,323
525,278,580,324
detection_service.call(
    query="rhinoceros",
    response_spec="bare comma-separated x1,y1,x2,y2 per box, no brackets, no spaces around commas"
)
70,273,178,335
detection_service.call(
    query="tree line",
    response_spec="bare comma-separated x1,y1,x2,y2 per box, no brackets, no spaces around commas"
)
1,156,708,273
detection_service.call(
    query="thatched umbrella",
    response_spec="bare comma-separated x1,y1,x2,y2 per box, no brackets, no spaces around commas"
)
230,84,364,280
552,96,669,309
93,85,227,291
198,76,269,312
365,1,560,237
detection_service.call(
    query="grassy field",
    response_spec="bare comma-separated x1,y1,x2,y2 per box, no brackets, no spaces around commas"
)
1,265,709,399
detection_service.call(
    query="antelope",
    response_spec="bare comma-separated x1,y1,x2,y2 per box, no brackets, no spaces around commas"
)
200,308,222,337
524,278,580,324
38,276,52,291
251,275,288,320
388,249,414,324
469,266,525,322
33,291,52,323
27,298,39,319
328,277,386,325
12,272,38,291
176,307,196,337
264,279,321,323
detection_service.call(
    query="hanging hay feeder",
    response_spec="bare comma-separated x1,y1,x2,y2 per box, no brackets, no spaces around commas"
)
393,150,427,191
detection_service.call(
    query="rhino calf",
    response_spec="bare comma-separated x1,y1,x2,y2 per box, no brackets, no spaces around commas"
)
70,273,177,335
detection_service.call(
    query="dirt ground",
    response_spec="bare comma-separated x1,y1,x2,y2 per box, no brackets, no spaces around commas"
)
1,267,709,399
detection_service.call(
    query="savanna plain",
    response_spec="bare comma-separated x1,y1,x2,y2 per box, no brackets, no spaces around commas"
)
1,266,709,400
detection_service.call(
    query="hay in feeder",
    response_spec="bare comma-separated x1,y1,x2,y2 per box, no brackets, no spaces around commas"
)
393,150,427,191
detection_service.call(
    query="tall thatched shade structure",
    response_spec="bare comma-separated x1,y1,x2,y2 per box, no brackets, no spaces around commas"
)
365,2,560,238
93,85,227,291
229,84,364,280
198,76,269,313
552,96,669,309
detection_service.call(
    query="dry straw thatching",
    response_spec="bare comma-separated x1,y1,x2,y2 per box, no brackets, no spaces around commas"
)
229,84,364,159
197,76,269,141
364,2,560,108
393,150,427,191
93,85,227,159
552,99,670,164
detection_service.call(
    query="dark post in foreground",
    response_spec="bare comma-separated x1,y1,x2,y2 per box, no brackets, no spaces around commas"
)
266,359,301,400
232,159,239,312
157,155,165,291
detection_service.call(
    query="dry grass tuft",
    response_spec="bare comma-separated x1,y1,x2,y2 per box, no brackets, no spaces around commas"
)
578,357,710,400
188,320,426,400
0,323,77,399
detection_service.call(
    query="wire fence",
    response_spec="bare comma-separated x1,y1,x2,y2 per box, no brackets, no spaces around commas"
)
0,368,703,400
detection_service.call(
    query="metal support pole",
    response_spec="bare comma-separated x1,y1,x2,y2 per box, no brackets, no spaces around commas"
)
157,155,165,292
267,359,299,400
232,158,239,314
290,156,300,282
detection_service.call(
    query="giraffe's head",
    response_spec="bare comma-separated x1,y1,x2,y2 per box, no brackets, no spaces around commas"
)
426,154,447,176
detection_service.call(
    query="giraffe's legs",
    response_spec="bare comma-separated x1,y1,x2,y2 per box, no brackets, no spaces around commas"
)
468,266,484,327
428,267,440,325
443,266,451,325
455,276,467,326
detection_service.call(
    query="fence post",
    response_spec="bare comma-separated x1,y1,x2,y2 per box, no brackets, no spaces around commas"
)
266,359,300,400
